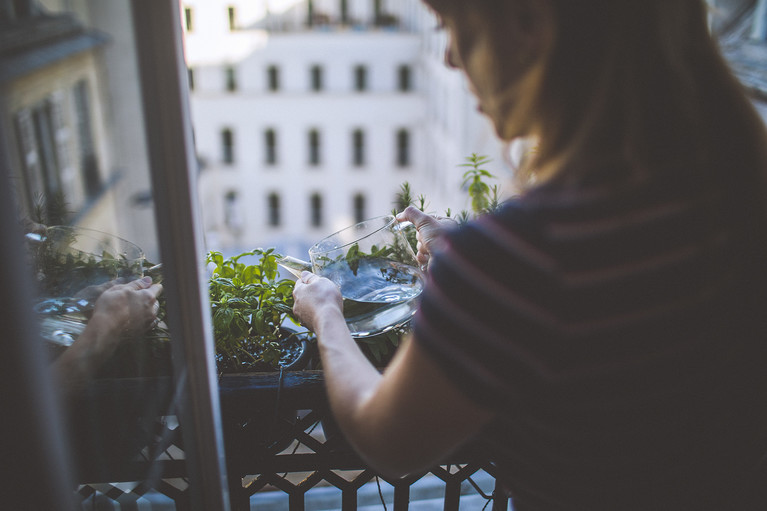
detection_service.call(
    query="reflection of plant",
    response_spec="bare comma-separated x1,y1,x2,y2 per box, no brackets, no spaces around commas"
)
206,248,304,370
33,232,142,299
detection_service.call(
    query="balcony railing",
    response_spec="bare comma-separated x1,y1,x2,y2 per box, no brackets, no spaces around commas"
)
72,370,510,510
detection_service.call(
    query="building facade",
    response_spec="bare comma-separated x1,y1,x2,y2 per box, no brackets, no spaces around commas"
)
1,0,161,261
184,0,506,256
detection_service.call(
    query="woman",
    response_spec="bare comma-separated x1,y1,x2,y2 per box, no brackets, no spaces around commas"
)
293,1,767,509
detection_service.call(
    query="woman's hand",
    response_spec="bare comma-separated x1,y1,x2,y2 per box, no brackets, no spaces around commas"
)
53,276,163,394
292,271,344,333
396,206,456,268
89,276,163,339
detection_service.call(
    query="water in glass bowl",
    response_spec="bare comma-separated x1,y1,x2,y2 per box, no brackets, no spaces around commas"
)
320,257,424,337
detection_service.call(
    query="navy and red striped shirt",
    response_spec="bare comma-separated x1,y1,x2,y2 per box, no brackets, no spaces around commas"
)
413,164,767,510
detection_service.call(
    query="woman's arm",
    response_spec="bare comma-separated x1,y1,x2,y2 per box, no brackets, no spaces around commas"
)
293,271,494,478
53,277,162,396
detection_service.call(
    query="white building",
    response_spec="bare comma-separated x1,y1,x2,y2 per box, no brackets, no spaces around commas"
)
183,0,507,256
1,0,161,261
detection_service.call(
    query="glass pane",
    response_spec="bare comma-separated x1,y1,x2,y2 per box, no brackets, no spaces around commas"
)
0,1,225,508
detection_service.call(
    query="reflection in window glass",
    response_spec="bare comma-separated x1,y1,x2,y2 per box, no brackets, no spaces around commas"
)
73,80,101,198
1,0,225,507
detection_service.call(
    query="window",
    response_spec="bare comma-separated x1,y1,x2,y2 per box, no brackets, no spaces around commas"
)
187,67,195,91
354,65,367,92
340,0,349,24
398,65,412,92
397,128,410,167
222,128,234,164
184,6,193,31
307,0,314,26
310,192,323,227
308,129,321,165
353,193,366,223
224,190,242,233
225,65,237,92
352,129,365,166
227,6,237,31
14,106,60,224
310,65,323,92
2,3,229,507
268,192,281,226
267,65,280,91
73,80,101,198
264,129,277,165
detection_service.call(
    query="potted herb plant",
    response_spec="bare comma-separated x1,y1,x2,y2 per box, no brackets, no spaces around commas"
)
206,248,313,374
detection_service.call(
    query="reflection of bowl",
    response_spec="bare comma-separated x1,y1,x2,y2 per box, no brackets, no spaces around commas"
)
31,227,145,346
34,226,145,299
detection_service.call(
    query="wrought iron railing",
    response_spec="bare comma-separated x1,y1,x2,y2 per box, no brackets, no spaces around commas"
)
72,371,509,510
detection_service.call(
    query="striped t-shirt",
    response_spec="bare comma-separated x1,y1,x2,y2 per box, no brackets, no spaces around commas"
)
413,167,767,510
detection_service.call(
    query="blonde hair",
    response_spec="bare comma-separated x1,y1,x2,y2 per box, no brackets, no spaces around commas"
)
427,0,767,189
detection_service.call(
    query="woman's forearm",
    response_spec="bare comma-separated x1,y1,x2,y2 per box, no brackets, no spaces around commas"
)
313,306,384,439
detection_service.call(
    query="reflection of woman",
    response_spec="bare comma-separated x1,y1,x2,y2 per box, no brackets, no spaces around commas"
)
52,277,162,396
294,0,767,509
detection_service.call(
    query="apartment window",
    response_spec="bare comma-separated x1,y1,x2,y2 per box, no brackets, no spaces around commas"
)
184,6,193,31
340,0,349,24
222,128,234,164
264,129,277,165
73,80,100,198
267,65,280,91
352,129,365,166
14,104,63,224
310,65,323,92
187,67,195,91
225,66,237,92
353,193,366,223
354,65,367,92
396,129,410,167
308,129,321,165
310,193,323,227
267,192,281,226
227,6,237,31
224,190,242,233
398,65,412,92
